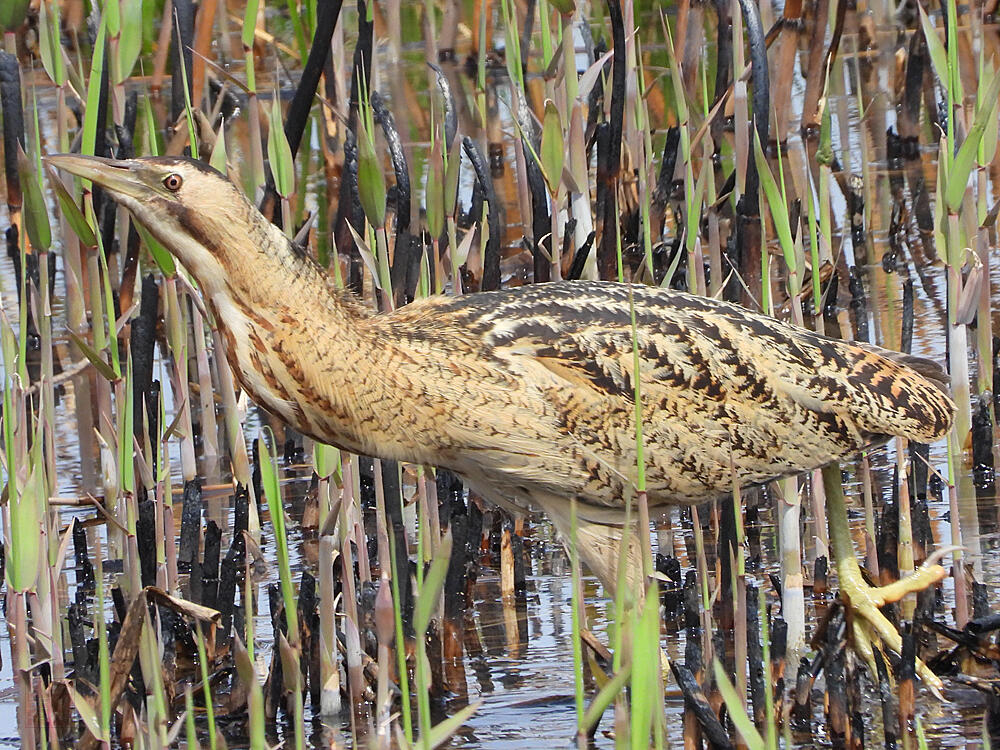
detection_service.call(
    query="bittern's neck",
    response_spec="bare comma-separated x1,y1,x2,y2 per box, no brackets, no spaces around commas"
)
173,203,350,320
199,216,386,454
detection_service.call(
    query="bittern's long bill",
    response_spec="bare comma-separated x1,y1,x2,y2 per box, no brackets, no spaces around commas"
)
48,154,957,693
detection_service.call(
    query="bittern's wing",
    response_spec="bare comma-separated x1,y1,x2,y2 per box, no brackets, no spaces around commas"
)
430,281,953,509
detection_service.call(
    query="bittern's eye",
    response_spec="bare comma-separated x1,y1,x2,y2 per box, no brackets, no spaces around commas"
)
163,173,183,192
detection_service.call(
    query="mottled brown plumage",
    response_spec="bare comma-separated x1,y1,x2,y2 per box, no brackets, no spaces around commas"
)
48,155,956,595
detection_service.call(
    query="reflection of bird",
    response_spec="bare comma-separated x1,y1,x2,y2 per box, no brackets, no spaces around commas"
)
50,154,955,689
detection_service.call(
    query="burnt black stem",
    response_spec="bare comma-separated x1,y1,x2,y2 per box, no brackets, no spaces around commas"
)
170,0,195,123
567,230,596,281
972,394,994,475
594,122,613,279
825,609,849,744
348,0,374,127
737,0,769,196
519,0,537,85
848,264,870,344
878,474,901,581
872,647,897,750
217,532,245,648
371,91,416,301
335,130,364,294
712,0,733,105
130,274,159,448
747,584,766,725
847,175,868,266
605,0,625,182
770,616,787,700
95,34,115,251
372,92,411,234
428,63,457,149
462,136,501,291
201,520,222,611
898,624,916,742
137,499,156,587
597,0,625,280
515,95,550,284
791,656,813,730
382,460,413,630
651,126,680,237
285,0,343,159
0,51,23,215
178,478,203,571
901,277,914,355
717,495,737,638
671,663,734,750
728,0,769,306
902,30,928,137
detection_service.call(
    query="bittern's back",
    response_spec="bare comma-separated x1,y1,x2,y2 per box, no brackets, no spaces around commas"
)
374,281,954,517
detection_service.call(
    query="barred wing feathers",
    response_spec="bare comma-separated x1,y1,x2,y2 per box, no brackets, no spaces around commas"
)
382,281,955,511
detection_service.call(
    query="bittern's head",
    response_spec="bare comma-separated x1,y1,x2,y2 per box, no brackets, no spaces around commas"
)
47,154,267,298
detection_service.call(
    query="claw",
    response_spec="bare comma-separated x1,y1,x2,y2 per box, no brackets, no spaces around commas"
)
873,563,947,605
823,464,949,701
849,616,878,678
837,558,947,697
923,544,964,569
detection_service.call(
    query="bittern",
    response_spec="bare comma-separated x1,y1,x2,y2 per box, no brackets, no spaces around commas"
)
49,154,955,691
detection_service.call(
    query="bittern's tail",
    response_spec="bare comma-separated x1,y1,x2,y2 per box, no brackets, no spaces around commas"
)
850,345,955,443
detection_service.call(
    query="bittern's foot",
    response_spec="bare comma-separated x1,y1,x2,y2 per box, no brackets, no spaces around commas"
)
835,550,951,697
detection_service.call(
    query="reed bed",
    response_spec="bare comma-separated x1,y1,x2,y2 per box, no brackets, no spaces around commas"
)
0,0,998,747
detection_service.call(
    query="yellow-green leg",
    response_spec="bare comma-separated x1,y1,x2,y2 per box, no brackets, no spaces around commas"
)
821,463,947,697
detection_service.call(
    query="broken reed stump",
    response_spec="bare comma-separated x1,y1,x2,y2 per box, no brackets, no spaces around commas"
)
747,584,766,725
657,554,684,631
672,662,733,750
178,478,203,571
898,624,917,744
77,588,221,750
790,656,813,731
825,607,850,747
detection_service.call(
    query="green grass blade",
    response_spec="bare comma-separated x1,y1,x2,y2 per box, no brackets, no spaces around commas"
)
713,659,765,750
752,131,795,273
16,145,51,251
267,94,295,197
413,532,452,635
540,99,564,194
426,701,481,749
945,65,1000,212
81,14,108,159
116,0,143,84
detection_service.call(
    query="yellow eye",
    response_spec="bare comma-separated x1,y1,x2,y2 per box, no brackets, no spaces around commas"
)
163,173,183,191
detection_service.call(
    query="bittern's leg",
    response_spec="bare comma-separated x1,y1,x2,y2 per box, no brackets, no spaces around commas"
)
544,499,644,603
821,463,946,696
545,498,672,681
